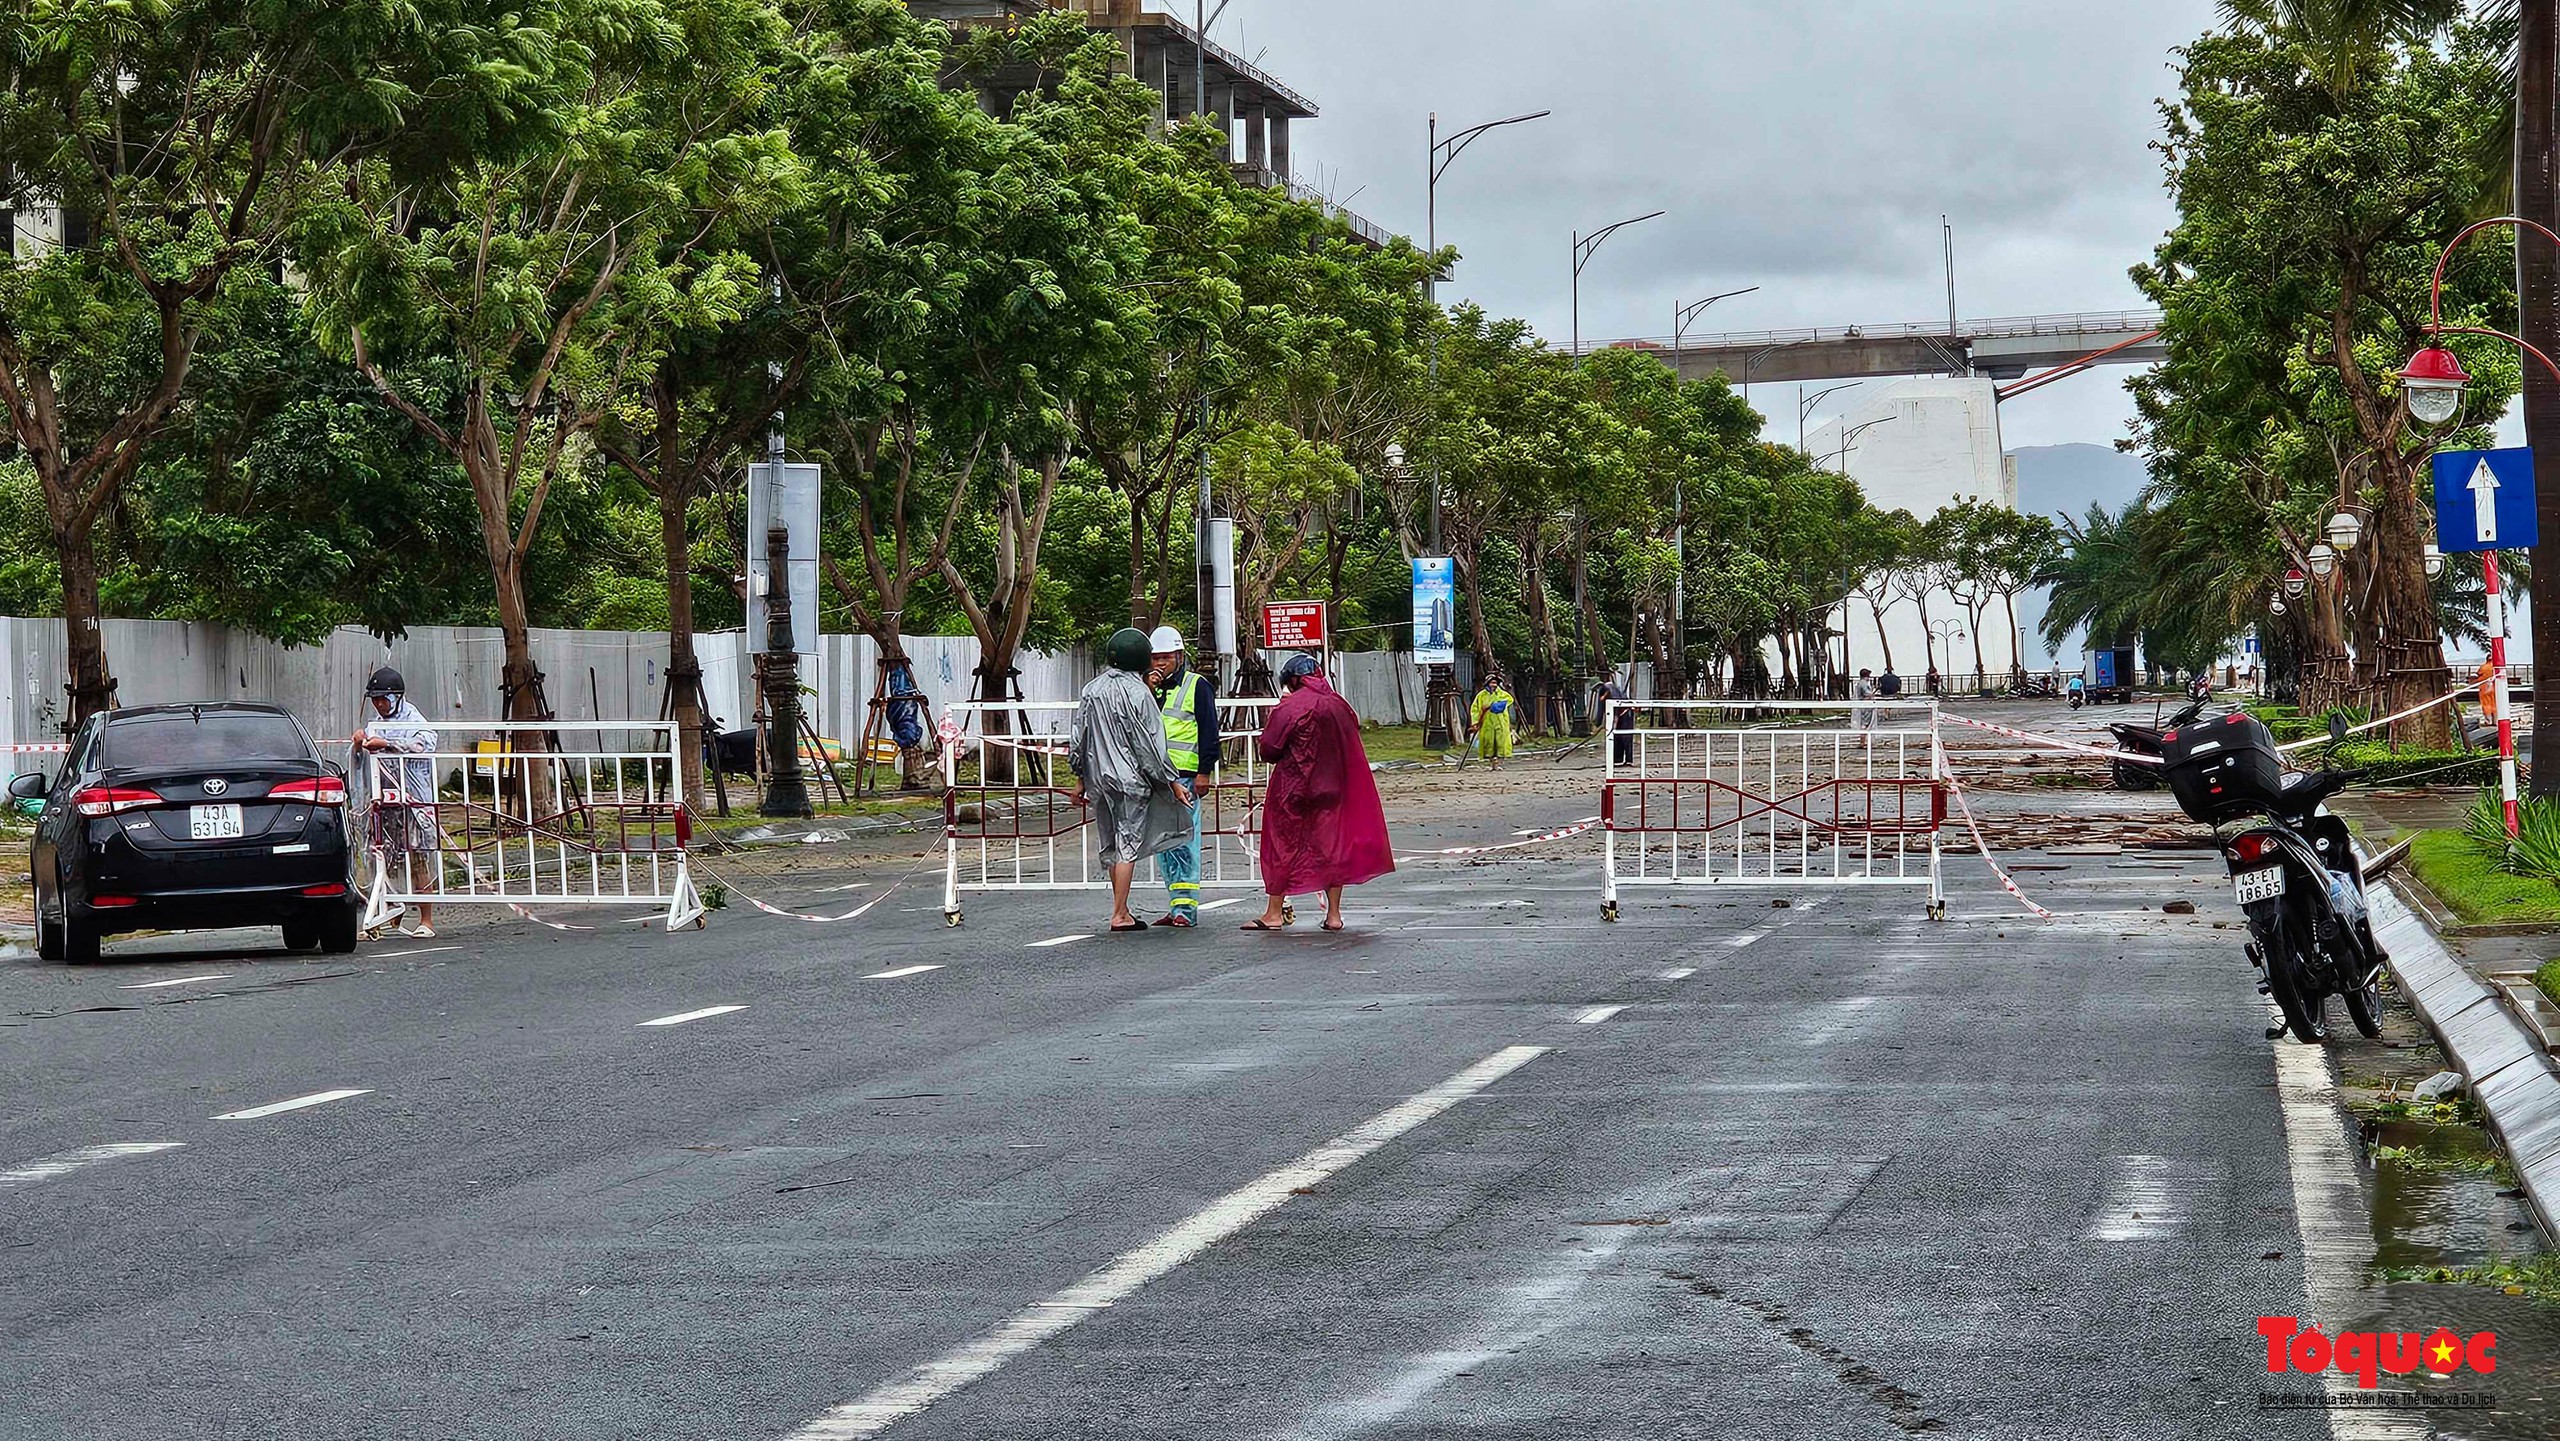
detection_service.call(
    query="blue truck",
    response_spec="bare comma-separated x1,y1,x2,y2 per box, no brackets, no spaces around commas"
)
2082,645,2136,704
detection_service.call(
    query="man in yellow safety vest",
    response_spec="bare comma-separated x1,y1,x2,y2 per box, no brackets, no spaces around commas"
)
1148,625,1221,926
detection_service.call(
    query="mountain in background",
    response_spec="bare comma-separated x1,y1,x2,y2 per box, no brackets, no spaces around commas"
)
2006,443,2149,668
2009,442,2147,527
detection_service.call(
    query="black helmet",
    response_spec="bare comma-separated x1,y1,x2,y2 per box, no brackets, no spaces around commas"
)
1105,628,1151,672
364,666,405,698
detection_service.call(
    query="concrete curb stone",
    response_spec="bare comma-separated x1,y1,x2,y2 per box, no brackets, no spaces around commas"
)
2372,883,2560,1244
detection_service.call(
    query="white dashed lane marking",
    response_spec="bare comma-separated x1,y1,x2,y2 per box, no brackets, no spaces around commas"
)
0,1142,185,1189
784,1045,1549,1439
638,1005,747,1028
374,945,461,958
1198,898,1246,912
865,965,943,980
1029,934,1090,949
213,1089,372,1121
117,974,232,990
1575,1005,1628,1025
1657,968,1696,980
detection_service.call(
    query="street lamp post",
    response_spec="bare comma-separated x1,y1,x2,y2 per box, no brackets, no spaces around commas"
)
2395,214,2560,833
1192,1,1239,679
1668,285,1758,701
1423,107,1548,748
1564,209,1666,734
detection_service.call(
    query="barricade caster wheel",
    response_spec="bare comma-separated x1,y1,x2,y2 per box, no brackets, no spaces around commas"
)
1601,901,1620,923
944,910,963,928
1926,901,1946,922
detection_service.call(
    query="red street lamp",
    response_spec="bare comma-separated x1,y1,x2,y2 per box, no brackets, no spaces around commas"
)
2403,215,2560,840
2283,567,2306,597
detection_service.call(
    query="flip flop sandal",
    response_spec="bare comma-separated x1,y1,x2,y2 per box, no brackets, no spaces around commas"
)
1239,918,1286,931
1111,918,1149,932
1321,920,1345,931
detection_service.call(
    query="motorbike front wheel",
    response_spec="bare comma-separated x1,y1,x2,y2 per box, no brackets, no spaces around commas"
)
2111,757,2159,791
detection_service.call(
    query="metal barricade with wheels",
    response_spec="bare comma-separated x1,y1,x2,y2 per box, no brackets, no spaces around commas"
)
1599,699,1945,921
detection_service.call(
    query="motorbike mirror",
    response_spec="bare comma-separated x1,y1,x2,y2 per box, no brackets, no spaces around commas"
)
2328,712,2349,744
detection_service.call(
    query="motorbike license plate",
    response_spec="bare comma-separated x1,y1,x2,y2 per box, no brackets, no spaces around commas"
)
2234,866,2284,905
189,803,244,840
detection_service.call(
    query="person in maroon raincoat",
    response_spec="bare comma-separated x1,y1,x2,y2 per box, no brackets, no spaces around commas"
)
1244,654,1394,932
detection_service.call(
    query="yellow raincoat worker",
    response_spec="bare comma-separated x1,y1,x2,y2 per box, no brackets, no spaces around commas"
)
1471,672,1516,768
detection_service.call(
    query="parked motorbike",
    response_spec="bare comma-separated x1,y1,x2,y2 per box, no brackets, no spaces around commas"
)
2104,694,2209,790
2163,711,2384,1043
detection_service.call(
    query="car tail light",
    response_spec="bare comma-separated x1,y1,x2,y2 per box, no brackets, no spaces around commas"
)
268,776,347,806
300,883,347,898
2229,833,2275,865
74,787,162,817
2162,730,2177,744
89,894,139,908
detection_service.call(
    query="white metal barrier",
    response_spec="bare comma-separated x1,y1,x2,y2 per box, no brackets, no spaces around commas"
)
939,697,1280,925
1600,700,1945,921
356,721,704,932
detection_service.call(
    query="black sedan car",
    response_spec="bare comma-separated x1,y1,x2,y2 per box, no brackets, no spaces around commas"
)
10,703,361,962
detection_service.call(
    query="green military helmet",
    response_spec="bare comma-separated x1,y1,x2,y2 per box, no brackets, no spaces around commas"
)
1106,627,1153,671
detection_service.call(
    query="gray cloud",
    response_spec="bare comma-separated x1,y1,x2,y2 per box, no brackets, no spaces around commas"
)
1220,0,2225,447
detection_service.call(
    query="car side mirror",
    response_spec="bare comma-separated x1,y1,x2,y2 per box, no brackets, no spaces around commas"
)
7,771,50,800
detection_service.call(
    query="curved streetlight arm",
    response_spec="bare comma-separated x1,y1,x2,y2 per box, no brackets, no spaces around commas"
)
1675,285,1760,340
1799,382,1854,422
2429,215,2560,329
2433,322,2560,394
1574,210,1668,276
1433,110,1551,185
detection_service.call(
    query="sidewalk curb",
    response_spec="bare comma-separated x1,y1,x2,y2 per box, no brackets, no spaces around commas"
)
2371,883,2560,1245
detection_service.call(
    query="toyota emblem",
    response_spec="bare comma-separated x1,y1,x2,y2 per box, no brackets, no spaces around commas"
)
202,777,228,796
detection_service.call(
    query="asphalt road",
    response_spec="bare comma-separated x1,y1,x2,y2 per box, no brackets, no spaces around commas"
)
0,722,2500,1439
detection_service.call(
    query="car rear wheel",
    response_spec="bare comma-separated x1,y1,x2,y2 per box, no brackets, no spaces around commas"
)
319,903,360,955
281,919,320,953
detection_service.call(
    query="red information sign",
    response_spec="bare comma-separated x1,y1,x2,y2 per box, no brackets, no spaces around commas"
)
1262,600,1327,651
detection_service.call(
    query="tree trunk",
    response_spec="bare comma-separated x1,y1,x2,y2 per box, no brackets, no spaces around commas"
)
659,474,707,814
1519,526,1558,734
2523,0,2560,791
1572,517,1607,689
1866,593,1897,672
2374,454,2453,747
54,512,115,725
1458,544,1496,684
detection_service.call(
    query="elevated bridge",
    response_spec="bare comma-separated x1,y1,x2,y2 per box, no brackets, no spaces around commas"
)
1593,309,2165,388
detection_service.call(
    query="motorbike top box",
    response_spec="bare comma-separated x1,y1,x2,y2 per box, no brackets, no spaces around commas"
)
2159,712,2287,824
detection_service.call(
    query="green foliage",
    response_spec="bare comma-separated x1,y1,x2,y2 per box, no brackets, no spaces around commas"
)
2411,826,2560,926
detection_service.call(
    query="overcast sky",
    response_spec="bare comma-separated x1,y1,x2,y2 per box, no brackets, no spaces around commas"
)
1213,0,2227,450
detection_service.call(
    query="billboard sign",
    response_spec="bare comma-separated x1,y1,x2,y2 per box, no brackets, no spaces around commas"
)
1262,600,1327,652
1411,558,1456,666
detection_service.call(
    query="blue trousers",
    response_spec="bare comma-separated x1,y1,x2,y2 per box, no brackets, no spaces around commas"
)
1160,797,1201,918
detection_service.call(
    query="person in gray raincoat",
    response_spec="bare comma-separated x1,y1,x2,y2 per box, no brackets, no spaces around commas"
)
1070,628,1196,932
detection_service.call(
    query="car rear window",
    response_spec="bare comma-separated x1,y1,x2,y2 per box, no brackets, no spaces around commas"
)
99,713,313,770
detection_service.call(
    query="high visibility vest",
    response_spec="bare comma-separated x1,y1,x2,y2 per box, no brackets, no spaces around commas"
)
1160,670,1208,772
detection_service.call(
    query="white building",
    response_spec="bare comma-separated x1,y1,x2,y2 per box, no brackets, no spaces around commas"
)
1802,377,2024,688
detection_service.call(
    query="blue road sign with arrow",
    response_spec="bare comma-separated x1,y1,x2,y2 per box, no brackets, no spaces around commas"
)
2431,447,2538,552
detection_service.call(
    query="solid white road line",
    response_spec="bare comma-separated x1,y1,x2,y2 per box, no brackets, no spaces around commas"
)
864,965,943,980
638,1005,747,1028
2086,1154,2191,1241
1028,934,1089,949
2272,1037,2427,1441
0,1141,185,1190
1574,1005,1627,1025
1198,897,1246,912
213,1089,371,1121
1657,967,1697,980
1726,931,1767,949
117,974,232,990
374,945,462,958
784,1044,1550,1440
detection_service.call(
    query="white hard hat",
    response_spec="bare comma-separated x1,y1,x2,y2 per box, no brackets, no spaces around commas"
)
1148,625,1184,653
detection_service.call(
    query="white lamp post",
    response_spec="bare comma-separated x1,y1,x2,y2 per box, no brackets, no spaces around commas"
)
2325,510,2362,553
2307,543,2337,579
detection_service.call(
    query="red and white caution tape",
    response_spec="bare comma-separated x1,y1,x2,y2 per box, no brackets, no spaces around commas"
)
0,743,68,754
503,902,595,933
1939,770,2057,921
1935,712,2162,764
1401,816,1601,860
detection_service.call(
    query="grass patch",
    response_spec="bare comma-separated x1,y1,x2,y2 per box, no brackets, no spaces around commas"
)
2407,830,2560,926
2538,960,2560,1009
2377,1253,2560,1304
2371,1142,2514,1181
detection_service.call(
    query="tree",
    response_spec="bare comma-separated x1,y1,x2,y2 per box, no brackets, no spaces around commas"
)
2135,16,2515,741
0,0,555,721
307,0,795,732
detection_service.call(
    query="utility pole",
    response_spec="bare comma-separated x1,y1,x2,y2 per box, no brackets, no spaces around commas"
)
760,278,811,818
2522,0,2560,795
1194,0,1232,674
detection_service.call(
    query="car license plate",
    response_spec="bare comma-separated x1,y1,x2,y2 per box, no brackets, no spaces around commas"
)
2234,866,2284,905
189,803,244,840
